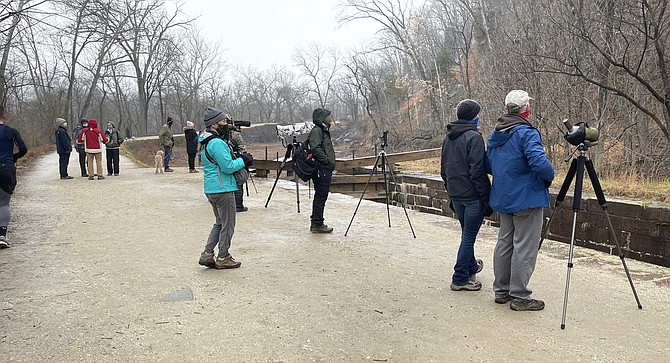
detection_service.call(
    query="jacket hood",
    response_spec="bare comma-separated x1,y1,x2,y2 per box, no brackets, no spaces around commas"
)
88,119,98,129
107,121,116,129
198,130,218,144
494,113,530,131
312,108,331,128
446,119,478,140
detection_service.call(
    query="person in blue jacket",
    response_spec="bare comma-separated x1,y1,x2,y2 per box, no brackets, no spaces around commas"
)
197,107,253,270
55,118,73,179
0,105,28,248
486,90,554,311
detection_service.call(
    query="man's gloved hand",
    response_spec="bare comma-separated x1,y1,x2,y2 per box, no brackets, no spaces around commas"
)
241,153,253,167
481,199,494,217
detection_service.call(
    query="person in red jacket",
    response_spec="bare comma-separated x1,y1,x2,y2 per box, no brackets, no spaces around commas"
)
77,119,109,180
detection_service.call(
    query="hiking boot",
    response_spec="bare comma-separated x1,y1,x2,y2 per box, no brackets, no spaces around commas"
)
215,254,241,269
97,175,105,180
189,169,199,173
82,173,88,177
494,294,513,304
310,222,333,233
450,280,482,291
236,206,248,212
476,259,483,273
164,168,174,172
88,176,95,180
107,173,112,176
60,176,74,180
510,298,545,311
198,251,215,268
0,236,9,249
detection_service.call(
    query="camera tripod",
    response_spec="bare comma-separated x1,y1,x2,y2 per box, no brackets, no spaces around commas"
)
540,144,642,329
345,131,416,238
265,136,306,213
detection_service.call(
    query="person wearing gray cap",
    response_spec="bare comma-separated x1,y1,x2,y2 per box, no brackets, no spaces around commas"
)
197,107,253,269
486,90,554,311
55,118,73,179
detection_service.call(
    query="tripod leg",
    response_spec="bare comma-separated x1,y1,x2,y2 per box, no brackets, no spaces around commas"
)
381,152,391,227
540,158,578,248
561,155,586,329
345,153,382,236
249,174,258,194
265,147,292,208
295,173,300,213
382,152,416,238
585,159,642,309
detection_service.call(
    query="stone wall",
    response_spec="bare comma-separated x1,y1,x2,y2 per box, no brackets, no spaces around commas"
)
389,174,670,267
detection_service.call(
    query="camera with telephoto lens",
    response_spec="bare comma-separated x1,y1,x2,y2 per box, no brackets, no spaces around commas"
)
562,119,600,147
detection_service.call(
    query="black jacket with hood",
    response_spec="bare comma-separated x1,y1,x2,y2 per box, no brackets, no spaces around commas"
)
308,108,336,171
440,119,491,202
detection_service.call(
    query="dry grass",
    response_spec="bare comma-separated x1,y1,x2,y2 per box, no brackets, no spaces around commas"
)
395,157,670,204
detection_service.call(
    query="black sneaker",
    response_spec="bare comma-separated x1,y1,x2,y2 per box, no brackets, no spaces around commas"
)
450,280,482,291
495,294,513,304
510,298,545,311
236,206,248,212
60,176,74,179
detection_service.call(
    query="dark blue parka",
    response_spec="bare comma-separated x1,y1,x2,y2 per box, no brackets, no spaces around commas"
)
56,125,72,154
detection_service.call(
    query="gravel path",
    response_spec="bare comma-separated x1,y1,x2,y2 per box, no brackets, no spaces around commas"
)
1,152,669,362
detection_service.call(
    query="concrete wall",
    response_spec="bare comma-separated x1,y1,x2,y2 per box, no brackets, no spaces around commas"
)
389,174,670,267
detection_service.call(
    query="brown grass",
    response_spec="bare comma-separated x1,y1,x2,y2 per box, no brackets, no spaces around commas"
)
395,157,670,204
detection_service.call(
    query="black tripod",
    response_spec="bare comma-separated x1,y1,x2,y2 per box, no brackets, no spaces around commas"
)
265,136,303,212
540,144,642,329
345,131,416,237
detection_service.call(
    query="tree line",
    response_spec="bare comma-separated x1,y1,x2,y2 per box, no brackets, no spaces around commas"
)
1,0,669,179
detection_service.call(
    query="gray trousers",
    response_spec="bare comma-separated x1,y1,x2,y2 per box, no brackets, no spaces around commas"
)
205,192,236,258
493,208,544,300
0,188,10,228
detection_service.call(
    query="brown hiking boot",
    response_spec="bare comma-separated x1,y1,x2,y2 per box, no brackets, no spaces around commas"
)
88,176,95,180
198,251,215,268
215,254,241,269
97,175,105,180
310,222,333,233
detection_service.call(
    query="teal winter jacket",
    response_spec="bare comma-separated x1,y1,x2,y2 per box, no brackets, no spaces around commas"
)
198,131,245,194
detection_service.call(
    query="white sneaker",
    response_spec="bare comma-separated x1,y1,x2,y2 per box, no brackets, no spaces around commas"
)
0,236,9,249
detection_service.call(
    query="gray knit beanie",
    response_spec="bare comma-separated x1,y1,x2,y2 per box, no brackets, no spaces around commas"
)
204,107,226,127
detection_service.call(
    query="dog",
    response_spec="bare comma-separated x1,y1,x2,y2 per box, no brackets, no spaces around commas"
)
155,150,164,174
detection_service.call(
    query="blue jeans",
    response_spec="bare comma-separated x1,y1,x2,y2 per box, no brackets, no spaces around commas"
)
163,146,172,169
451,199,484,285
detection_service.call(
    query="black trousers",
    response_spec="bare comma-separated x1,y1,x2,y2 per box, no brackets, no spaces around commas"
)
76,149,87,176
310,166,332,223
188,152,196,170
106,149,120,175
58,152,71,178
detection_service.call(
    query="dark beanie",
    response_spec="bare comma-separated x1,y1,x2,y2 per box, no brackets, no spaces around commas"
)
456,99,481,121
204,107,225,127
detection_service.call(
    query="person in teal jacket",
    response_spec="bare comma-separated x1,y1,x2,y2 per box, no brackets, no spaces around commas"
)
197,106,252,270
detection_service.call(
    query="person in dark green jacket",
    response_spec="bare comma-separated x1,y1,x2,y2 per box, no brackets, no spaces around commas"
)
158,117,174,172
307,108,336,233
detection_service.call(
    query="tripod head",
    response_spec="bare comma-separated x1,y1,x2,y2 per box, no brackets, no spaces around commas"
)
380,130,388,150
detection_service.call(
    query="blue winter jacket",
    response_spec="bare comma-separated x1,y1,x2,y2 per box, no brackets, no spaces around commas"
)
486,115,554,213
56,125,72,154
198,131,245,194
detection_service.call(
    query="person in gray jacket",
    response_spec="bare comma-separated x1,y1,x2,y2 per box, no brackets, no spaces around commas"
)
307,108,336,233
441,99,492,291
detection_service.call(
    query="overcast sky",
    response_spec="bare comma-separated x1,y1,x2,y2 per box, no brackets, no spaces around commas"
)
184,0,382,69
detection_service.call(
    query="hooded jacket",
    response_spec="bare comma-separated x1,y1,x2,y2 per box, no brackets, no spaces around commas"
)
55,123,72,154
486,114,554,213
73,119,87,152
440,119,490,201
184,127,199,154
104,122,124,149
198,130,245,194
307,108,336,171
159,122,174,147
77,119,109,153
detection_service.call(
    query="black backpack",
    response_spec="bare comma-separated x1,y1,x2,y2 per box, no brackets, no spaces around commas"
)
292,139,320,182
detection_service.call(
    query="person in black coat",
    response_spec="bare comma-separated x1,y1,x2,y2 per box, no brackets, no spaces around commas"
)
73,118,88,177
184,121,199,173
55,118,73,180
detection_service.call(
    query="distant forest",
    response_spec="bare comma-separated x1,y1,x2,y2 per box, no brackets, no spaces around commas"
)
2,0,669,179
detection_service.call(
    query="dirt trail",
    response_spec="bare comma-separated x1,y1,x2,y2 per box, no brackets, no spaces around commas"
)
1,151,669,362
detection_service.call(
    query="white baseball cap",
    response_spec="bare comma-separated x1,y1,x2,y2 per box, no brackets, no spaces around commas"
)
505,90,533,108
